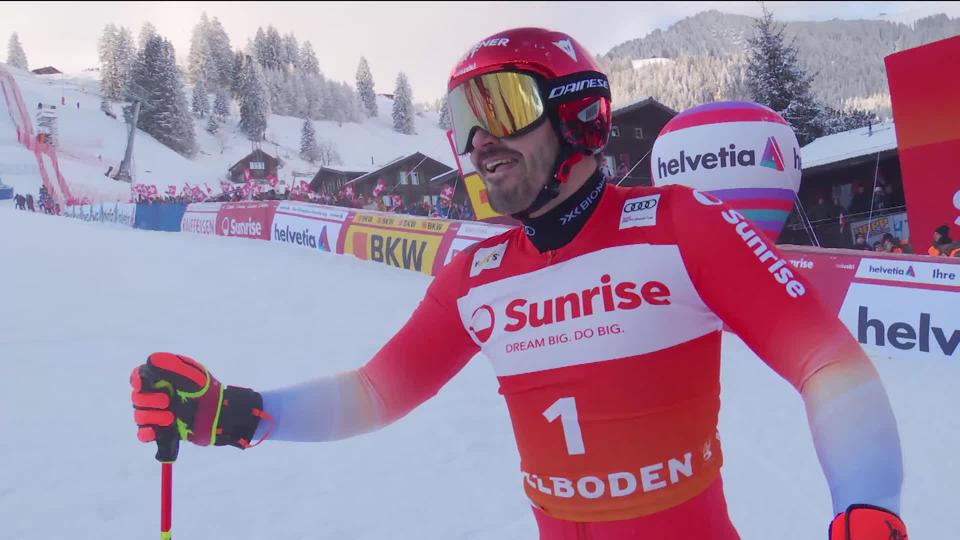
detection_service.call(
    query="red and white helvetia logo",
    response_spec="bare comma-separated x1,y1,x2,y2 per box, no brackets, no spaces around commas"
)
220,216,263,237
501,275,671,334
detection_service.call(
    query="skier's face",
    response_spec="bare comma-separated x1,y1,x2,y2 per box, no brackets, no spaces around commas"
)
469,121,559,215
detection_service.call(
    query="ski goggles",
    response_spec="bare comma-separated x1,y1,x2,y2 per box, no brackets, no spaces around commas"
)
448,71,546,155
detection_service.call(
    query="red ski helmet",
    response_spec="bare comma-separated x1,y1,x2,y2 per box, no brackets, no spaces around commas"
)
447,28,612,187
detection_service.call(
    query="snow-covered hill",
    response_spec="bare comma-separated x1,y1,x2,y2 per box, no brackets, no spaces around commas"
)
0,64,455,203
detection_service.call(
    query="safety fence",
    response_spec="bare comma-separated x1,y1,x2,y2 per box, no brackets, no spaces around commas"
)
64,200,510,277
59,200,958,362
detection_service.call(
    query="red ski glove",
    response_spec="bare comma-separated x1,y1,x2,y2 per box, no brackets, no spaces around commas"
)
130,352,271,461
829,504,907,540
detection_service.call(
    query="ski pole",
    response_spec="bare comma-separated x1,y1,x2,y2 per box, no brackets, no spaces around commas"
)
161,462,173,540
155,422,180,539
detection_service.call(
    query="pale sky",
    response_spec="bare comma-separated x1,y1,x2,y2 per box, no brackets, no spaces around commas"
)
2,1,958,103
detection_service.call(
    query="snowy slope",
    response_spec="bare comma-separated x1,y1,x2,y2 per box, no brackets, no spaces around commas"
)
0,209,955,539
0,64,453,203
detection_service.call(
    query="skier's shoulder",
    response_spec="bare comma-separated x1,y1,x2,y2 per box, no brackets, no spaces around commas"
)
599,182,708,235
434,225,524,290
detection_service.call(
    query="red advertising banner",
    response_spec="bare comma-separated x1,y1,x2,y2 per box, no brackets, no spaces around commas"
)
884,35,960,254
215,201,278,241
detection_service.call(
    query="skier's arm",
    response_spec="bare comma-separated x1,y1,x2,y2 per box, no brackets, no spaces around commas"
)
670,187,903,515
256,257,480,442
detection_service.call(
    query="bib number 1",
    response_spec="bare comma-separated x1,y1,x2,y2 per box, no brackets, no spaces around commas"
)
543,397,585,455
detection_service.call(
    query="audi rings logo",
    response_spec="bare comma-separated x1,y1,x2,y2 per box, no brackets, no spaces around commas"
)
624,198,658,213
468,305,495,344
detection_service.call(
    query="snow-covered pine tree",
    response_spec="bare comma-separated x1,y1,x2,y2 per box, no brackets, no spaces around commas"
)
231,49,245,99
213,87,230,120
282,33,299,71
206,115,219,135
206,17,234,89
7,33,29,70
289,71,309,118
192,76,209,118
99,25,135,101
266,26,283,71
137,22,157,52
392,72,415,134
115,27,135,97
438,96,452,130
356,57,377,118
98,25,120,99
323,78,345,123
263,67,287,116
745,6,824,145
187,13,213,84
305,73,328,120
252,28,268,69
238,55,269,141
299,41,320,76
300,117,318,162
130,35,196,156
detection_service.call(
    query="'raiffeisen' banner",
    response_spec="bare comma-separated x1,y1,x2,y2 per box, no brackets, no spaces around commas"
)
271,201,349,253
181,202,222,235
885,35,960,253
342,211,450,275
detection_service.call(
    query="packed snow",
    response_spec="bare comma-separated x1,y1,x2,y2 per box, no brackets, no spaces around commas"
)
0,209,955,539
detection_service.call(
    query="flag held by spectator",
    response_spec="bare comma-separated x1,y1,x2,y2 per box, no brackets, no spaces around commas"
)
166,185,177,197
441,184,454,202
373,179,386,197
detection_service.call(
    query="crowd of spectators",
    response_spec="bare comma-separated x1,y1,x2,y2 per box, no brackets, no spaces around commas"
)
13,186,60,215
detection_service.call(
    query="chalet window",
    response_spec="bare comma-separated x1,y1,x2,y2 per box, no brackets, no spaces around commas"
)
249,161,266,170
611,125,620,137
634,127,643,139
409,171,420,185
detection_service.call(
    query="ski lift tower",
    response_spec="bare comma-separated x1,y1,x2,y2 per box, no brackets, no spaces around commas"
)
112,100,141,183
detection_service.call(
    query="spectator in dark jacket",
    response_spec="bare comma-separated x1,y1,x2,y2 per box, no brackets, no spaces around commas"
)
848,184,871,216
929,224,960,257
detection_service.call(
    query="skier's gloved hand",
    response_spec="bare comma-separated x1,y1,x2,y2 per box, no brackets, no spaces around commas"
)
130,352,271,457
829,505,907,540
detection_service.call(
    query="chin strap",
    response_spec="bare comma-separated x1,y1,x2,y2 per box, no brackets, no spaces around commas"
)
513,144,587,219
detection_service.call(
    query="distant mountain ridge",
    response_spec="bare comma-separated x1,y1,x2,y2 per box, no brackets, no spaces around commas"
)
600,10,960,118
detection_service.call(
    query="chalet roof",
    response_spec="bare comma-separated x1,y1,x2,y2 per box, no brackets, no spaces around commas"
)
343,152,453,187
228,149,277,172
801,121,898,172
612,96,677,118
